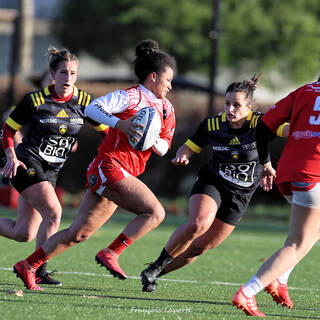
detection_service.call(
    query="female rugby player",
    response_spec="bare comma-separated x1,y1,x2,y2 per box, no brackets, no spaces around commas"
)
233,78,320,317
140,75,289,303
1,46,106,285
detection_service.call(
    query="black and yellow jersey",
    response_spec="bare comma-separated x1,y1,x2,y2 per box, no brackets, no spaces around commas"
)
185,111,266,193
5,85,107,168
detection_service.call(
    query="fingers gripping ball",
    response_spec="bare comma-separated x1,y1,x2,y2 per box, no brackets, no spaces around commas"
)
128,107,161,151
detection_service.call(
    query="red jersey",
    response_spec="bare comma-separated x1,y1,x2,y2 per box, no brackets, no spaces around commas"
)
262,81,320,184
97,85,175,177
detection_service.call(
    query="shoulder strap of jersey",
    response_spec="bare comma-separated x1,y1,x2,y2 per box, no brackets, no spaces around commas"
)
207,112,227,132
77,88,93,107
28,87,47,107
249,111,262,128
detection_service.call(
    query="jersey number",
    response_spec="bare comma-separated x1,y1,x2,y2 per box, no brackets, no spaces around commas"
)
309,96,320,125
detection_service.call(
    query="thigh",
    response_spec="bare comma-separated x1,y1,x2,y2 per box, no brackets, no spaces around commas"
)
14,195,42,238
69,190,117,235
286,203,320,249
20,181,61,218
192,218,235,250
102,176,162,214
188,193,219,227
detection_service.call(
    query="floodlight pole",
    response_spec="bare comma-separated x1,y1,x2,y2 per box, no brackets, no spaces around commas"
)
208,0,221,117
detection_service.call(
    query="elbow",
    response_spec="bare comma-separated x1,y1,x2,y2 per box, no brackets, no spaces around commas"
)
152,138,169,156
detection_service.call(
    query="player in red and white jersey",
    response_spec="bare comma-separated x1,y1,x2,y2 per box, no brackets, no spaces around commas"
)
12,39,177,290
86,83,175,180
233,79,320,317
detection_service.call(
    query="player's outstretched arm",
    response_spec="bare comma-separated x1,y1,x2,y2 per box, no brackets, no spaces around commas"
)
171,144,195,166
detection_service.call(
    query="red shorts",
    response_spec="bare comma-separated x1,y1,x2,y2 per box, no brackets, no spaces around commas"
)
277,182,317,196
86,156,131,195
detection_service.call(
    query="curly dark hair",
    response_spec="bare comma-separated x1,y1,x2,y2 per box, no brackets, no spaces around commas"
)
134,39,176,83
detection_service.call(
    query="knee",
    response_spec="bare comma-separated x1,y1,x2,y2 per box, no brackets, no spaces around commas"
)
15,231,35,242
70,228,93,244
150,204,166,225
284,241,308,259
188,246,207,258
45,206,62,228
186,222,207,239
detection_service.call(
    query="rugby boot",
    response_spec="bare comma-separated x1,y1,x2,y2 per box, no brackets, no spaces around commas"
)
232,286,266,317
264,279,293,308
95,248,128,280
36,270,62,286
13,260,43,291
140,262,162,292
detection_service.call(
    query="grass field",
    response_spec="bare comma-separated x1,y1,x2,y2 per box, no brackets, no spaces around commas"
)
0,206,320,320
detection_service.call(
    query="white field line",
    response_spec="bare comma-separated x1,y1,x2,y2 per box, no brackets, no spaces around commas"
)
0,267,317,292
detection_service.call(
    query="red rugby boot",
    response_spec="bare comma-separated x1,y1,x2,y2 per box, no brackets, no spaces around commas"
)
13,260,43,291
265,279,293,308
95,248,128,280
232,287,266,317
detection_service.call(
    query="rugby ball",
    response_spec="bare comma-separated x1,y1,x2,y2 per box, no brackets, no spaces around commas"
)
128,107,161,151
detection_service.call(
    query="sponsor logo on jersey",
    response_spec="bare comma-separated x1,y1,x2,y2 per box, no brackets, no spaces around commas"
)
40,118,58,124
56,109,69,118
70,118,84,125
229,137,240,145
59,124,67,134
94,104,114,117
212,145,229,151
88,174,98,188
231,151,239,160
242,142,256,150
27,167,35,177
292,130,320,140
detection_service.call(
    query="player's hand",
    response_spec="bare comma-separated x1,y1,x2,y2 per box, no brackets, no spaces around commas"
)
1,157,27,178
116,117,144,141
260,161,276,191
171,154,189,166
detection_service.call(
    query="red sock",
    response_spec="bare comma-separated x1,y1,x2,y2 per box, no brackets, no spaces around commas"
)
26,247,48,270
107,233,132,255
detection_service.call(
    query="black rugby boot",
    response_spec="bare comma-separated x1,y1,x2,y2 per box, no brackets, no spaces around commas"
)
35,262,62,286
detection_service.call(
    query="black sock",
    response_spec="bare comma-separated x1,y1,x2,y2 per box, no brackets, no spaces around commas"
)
36,261,48,275
154,248,173,269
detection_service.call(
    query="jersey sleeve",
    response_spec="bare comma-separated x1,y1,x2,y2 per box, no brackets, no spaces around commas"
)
85,90,130,127
185,118,209,153
256,119,275,164
5,95,33,130
262,89,298,133
85,115,109,133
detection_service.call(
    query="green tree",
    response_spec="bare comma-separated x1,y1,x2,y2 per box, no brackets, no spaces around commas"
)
54,0,320,84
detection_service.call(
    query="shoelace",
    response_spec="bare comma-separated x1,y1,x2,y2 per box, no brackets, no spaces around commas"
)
39,270,59,278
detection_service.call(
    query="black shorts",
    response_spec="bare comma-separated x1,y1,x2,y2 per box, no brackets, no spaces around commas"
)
190,168,254,226
10,156,59,193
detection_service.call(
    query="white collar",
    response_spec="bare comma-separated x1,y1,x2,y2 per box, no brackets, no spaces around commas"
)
138,84,162,102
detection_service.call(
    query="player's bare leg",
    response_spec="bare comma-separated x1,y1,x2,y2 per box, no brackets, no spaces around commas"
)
163,218,235,274
140,194,218,291
96,176,165,279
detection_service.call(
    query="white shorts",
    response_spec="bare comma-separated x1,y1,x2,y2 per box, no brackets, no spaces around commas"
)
283,182,320,209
